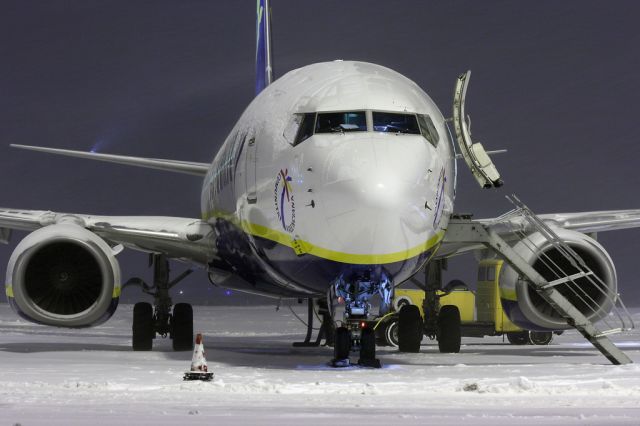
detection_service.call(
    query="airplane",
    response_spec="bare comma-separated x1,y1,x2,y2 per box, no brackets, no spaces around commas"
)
2,0,640,367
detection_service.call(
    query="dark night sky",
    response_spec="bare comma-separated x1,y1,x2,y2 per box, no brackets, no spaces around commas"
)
1,1,640,305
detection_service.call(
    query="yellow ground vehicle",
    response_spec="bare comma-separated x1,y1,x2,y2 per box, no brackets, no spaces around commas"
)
375,259,554,347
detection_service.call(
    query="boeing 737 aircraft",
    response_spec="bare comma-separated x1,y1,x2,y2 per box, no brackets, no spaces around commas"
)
2,1,640,366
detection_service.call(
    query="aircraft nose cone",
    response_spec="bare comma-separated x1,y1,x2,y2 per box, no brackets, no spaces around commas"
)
316,134,437,255
322,135,422,210
342,155,406,211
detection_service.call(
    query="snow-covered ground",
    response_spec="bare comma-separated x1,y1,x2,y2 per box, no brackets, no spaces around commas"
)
1,303,639,425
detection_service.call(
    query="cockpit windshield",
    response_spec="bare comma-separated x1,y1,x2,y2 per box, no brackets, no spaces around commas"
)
372,112,421,134
290,110,439,146
315,112,367,133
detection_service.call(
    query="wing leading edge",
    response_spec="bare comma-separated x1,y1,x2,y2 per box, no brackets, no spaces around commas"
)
0,208,216,265
440,209,640,258
11,144,210,177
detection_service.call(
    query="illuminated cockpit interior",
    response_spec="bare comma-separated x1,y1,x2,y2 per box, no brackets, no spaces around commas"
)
292,111,439,146
372,112,419,134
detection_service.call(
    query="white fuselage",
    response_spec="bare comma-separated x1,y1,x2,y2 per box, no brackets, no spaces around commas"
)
201,61,456,297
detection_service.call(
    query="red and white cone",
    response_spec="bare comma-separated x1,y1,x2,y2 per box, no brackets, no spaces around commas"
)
183,333,214,381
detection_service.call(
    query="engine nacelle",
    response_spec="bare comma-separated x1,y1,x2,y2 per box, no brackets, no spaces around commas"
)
499,229,617,331
5,223,121,327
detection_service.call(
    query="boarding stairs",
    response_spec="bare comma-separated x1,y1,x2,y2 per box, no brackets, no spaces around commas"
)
446,195,634,365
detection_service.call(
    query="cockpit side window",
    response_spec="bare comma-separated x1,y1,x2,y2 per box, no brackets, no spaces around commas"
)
417,114,440,146
372,112,421,135
315,111,367,133
294,113,316,145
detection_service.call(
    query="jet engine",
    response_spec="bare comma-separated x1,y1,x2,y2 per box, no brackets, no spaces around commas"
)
5,223,121,327
499,229,617,331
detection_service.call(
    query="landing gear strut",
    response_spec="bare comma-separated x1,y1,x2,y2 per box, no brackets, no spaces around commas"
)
329,270,391,368
126,254,194,351
402,259,461,354
292,298,335,347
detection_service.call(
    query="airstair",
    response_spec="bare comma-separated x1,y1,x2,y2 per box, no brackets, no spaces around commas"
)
446,195,634,365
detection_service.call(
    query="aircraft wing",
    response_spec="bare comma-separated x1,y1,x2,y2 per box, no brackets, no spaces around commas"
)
440,209,640,258
0,208,217,265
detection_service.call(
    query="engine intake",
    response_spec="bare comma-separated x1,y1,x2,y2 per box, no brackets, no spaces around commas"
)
6,223,121,327
500,229,617,330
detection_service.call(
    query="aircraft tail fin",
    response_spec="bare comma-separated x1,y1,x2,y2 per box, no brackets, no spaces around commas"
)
255,0,273,96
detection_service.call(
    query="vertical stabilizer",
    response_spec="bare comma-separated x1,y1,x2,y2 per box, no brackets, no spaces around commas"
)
255,0,273,95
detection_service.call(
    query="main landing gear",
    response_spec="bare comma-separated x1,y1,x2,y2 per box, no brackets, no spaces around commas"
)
421,260,462,354
125,254,194,351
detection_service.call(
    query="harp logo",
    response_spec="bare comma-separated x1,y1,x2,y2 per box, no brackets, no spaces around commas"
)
274,169,296,233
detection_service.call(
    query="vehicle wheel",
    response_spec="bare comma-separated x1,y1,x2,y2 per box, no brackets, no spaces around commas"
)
132,302,153,351
384,319,399,348
443,279,469,293
172,303,194,351
437,305,461,353
506,331,529,345
398,305,422,353
528,331,553,345
334,327,351,360
360,327,376,360
393,296,412,312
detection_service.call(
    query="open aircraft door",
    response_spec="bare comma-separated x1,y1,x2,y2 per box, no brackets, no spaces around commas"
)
452,71,503,189
246,134,257,204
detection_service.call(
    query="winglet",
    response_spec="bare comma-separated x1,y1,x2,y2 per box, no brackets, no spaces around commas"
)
255,0,273,96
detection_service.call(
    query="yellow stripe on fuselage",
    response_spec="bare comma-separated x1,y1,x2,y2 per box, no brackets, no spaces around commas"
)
5,285,13,298
203,210,444,265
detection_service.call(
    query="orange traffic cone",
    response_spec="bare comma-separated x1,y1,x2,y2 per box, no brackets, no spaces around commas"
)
183,333,214,381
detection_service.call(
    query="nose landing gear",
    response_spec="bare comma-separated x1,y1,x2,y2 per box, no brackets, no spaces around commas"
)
329,271,391,368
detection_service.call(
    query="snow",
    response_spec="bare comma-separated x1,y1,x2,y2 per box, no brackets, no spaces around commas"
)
1,303,640,425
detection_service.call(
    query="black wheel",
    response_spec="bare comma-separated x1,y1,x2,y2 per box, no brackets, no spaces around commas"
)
384,319,399,348
398,305,422,353
360,327,376,360
132,302,153,351
172,303,194,351
334,326,351,360
528,331,553,345
394,296,412,312
437,305,461,353
506,331,529,345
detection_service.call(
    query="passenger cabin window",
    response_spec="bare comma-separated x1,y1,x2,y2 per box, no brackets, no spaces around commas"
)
315,112,367,133
373,112,420,135
417,114,440,146
294,113,316,145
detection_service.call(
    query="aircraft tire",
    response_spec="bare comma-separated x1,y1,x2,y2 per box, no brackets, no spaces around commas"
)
360,327,376,360
506,331,529,345
172,303,194,351
334,326,351,360
132,302,153,351
398,305,422,353
528,331,553,345
437,305,461,353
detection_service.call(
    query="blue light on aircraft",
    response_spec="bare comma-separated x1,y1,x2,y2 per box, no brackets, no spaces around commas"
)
91,138,106,153
225,290,232,296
